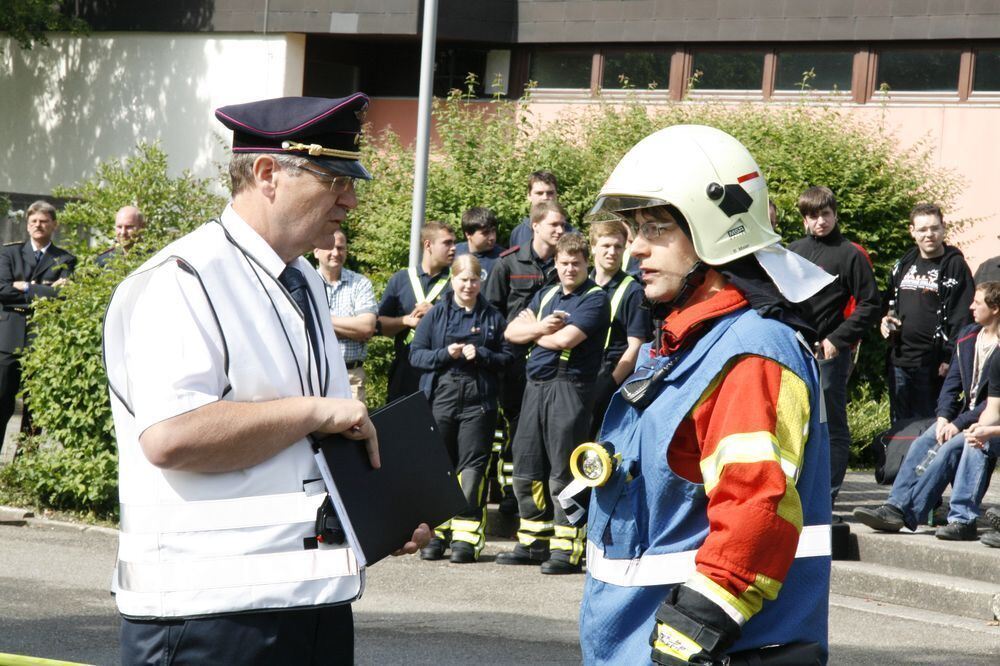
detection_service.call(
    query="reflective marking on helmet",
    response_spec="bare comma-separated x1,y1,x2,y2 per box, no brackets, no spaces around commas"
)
738,170,766,193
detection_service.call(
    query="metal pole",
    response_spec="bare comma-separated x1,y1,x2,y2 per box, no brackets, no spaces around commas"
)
409,0,439,268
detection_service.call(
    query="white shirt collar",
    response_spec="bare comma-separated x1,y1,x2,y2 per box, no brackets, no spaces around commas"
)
30,241,52,253
220,203,288,278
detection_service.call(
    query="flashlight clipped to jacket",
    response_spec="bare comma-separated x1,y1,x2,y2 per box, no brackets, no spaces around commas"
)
557,441,621,525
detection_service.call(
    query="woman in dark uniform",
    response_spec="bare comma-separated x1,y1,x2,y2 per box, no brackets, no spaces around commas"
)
410,254,513,563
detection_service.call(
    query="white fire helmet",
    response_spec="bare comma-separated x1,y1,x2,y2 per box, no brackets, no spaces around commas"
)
588,124,780,266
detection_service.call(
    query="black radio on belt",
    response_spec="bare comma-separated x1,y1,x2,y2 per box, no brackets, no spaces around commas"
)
314,496,346,545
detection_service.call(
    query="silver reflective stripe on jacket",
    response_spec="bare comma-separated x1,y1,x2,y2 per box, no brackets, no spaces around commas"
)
586,524,831,587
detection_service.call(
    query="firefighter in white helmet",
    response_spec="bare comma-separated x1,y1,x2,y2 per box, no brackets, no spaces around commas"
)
575,125,834,665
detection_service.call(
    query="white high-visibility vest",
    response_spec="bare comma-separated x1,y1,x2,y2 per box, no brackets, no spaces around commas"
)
104,205,361,619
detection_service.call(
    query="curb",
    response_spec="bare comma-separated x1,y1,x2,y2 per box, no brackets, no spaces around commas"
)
0,504,118,537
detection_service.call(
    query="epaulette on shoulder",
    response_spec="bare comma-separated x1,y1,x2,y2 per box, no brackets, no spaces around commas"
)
500,245,519,258
3,241,21,247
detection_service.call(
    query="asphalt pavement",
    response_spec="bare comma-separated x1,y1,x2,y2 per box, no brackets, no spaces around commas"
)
1,518,998,665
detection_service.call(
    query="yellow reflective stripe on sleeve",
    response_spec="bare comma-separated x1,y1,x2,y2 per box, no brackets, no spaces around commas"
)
774,366,811,473
776,478,804,530
753,571,783,600
653,622,702,661
700,431,783,494
686,572,758,626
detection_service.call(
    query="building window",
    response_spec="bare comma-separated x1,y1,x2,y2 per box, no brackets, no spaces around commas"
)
529,51,593,89
973,49,1000,92
601,51,671,90
775,51,853,91
877,49,961,92
690,51,764,90
434,48,489,97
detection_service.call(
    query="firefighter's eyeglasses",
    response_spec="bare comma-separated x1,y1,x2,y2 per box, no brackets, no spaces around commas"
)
635,221,673,240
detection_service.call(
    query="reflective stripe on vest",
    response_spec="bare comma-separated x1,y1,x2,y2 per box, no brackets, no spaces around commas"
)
117,544,359,594
585,524,831,588
403,266,449,343
120,490,327,534
604,274,636,349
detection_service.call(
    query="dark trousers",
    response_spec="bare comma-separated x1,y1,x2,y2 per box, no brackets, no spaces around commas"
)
512,377,593,541
589,368,619,440
432,374,496,514
887,362,942,426
120,604,354,665
496,355,529,496
818,352,852,503
387,351,421,402
0,350,22,452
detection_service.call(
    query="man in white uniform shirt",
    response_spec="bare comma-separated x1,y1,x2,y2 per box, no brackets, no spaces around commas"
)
103,94,429,663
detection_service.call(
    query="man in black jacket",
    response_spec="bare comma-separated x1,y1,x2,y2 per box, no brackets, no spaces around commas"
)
789,186,881,505
0,200,77,447
880,203,975,424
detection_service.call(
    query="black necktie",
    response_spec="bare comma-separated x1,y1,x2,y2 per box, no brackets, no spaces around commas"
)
278,266,323,368
34,250,43,264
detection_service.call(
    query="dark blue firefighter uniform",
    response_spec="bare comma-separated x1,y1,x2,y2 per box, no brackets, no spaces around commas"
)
378,266,450,401
484,243,559,502
410,294,513,558
510,279,609,565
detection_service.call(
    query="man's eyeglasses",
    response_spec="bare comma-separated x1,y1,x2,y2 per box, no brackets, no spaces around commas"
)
288,164,356,193
635,221,674,240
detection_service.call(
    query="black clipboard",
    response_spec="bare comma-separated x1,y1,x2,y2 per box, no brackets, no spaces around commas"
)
312,392,466,567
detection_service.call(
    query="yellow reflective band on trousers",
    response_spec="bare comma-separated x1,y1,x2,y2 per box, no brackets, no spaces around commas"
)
434,517,453,540
517,518,553,546
531,480,547,510
403,267,449,343
451,517,486,553
551,524,585,564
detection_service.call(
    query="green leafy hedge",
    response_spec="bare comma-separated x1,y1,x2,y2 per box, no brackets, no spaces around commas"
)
2,90,961,517
0,143,224,518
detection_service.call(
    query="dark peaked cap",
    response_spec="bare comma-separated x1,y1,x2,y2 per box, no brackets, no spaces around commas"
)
215,93,372,180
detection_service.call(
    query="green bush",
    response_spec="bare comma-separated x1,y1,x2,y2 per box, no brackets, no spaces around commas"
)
0,143,224,518
846,381,892,469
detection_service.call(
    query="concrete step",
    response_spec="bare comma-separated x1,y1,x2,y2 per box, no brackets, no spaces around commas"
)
847,522,1000,583
831,560,1000,620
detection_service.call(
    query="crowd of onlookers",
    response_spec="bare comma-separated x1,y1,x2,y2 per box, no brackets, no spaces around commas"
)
3,170,999,560
314,171,1000,564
